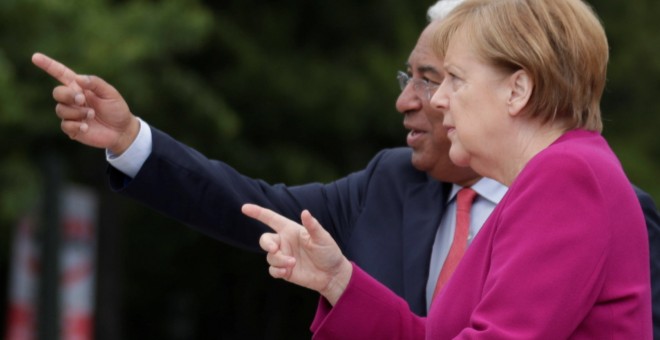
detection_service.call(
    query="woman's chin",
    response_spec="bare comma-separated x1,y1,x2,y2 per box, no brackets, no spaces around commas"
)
449,148,471,168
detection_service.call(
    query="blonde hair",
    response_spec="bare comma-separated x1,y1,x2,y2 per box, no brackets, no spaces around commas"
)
433,0,607,132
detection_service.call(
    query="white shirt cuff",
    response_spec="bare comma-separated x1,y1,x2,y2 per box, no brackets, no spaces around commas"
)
106,117,153,178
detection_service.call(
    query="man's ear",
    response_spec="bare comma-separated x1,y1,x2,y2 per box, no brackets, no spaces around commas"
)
507,69,532,116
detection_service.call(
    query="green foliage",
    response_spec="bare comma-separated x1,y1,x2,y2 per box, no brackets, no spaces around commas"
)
1,0,427,337
593,0,660,199
0,0,658,338
1,0,214,220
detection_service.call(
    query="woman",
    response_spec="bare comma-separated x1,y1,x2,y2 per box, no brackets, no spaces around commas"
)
242,0,652,338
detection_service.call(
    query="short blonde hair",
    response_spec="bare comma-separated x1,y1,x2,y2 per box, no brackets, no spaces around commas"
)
433,0,607,132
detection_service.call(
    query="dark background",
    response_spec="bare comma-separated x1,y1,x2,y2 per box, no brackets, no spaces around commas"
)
0,0,658,338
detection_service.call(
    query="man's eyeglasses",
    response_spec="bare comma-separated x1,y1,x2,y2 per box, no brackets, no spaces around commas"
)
397,71,439,101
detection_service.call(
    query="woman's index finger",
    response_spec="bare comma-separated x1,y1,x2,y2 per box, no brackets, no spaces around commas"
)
242,203,293,233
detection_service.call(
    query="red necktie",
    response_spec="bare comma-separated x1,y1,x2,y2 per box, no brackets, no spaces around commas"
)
432,187,478,301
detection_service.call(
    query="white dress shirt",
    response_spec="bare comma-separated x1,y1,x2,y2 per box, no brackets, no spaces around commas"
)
106,118,152,178
425,178,508,311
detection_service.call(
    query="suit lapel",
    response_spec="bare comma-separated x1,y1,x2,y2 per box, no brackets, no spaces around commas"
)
401,178,448,315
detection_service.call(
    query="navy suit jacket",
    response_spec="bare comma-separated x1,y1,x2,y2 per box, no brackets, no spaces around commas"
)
108,127,660,332
108,127,451,315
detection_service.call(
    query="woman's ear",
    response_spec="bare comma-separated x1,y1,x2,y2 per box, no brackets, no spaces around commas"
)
507,69,532,116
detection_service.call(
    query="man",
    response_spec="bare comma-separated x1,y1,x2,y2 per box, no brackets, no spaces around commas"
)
33,0,660,329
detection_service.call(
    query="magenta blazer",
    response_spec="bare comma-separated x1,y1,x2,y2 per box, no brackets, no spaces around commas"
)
310,129,652,339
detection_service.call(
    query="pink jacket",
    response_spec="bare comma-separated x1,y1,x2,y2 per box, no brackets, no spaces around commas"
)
311,130,652,339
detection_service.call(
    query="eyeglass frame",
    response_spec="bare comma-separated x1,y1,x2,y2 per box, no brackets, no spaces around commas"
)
396,70,440,101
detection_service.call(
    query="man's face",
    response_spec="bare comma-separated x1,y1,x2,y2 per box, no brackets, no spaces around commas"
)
396,21,478,184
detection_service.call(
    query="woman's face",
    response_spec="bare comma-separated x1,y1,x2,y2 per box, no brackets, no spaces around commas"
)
429,33,514,173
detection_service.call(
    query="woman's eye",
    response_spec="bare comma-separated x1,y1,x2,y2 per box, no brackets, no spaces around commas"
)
449,73,463,84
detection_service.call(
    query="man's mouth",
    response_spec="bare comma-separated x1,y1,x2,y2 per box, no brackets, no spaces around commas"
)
407,128,427,147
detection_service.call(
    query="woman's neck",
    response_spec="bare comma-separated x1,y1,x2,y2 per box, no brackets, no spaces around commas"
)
492,121,566,186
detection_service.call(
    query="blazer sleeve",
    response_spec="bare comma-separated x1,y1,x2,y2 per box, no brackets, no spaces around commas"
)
106,127,391,252
633,185,660,337
310,264,426,340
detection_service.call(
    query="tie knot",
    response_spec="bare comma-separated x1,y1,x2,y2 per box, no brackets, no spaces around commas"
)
456,187,478,212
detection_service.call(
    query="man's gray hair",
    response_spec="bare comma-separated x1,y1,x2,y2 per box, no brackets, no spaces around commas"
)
427,0,464,22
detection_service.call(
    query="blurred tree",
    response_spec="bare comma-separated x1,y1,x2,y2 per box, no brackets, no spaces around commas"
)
593,0,660,198
1,0,215,228
0,0,658,338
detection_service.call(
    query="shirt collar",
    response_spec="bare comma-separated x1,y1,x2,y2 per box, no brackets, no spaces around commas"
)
448,177,508,205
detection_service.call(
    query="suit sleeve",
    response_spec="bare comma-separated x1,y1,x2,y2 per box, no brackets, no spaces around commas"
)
106,127,382,252
633,185,660,338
